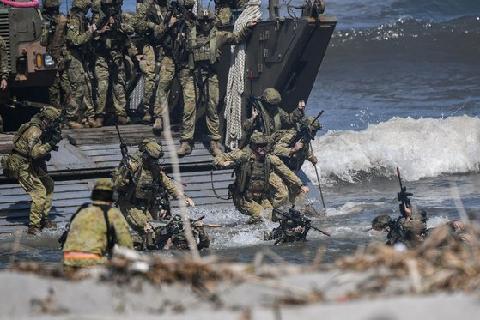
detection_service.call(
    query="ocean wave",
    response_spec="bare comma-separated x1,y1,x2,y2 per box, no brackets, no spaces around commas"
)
305,116,480,184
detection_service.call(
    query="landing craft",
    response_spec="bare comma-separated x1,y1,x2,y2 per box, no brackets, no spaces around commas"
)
0,0,336,231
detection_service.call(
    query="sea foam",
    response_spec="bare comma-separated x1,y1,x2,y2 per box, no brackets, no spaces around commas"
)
306,116,480,183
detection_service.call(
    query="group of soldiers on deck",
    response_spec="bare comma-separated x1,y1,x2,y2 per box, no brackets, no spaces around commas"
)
36,0,250,157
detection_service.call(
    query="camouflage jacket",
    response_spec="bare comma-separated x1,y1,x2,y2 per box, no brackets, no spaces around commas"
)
12,118,53,160
214,148,303,195
133,0,168,44
0,35,9,80
243,102,304,137
113,153,181,203
65,10,94,56
273,129,316,171
63,201,133,267
40,14,68,66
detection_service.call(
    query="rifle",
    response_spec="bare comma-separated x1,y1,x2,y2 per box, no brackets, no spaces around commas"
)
396,167,413,216
291,110,324,147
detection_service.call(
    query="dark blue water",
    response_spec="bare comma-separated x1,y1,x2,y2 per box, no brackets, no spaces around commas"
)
4,0,478,267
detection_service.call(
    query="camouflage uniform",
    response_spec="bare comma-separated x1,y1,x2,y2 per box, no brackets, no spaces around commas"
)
65,0,95,126
41,0,72,112
154,214,210,250
214,133,304,222
0,35,9,133
92,0,130,124
132,0,170,125
177,10,252,156
273,116,321,171
214,0,247,26
112,140,183,236
62,178,133,268
1,107,62,233
243,88,304,141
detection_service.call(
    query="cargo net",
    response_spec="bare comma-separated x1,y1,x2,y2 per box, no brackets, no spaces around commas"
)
224,0,262,150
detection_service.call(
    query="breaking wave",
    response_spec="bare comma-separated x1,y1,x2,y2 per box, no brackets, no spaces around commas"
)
305,116,480,183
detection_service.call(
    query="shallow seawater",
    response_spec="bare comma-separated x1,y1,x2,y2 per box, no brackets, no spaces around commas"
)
3,0,480,267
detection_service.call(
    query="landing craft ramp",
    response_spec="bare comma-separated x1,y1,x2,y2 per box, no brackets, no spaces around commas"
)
0,125,233,233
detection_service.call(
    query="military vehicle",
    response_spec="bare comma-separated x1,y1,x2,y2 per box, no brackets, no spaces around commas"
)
0,0,336,232
0,2,57,131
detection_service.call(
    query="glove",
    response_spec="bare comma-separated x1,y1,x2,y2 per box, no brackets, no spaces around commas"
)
49,132,62,146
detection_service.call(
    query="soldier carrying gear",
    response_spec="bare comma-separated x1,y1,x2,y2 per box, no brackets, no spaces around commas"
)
273,114,323,172
176,8,256,157
214,132,309,224
1,107,62,235
60,178,133,269
243,88,306,145
65,0,97,128
41,0,72,113
265,207,330,244
91,0,132,127
149,214,210,251
371,171,428,248
112,139,195,249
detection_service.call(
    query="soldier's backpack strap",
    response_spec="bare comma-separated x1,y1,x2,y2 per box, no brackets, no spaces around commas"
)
264,155,271,194
96,204,118,256
58,202,90,249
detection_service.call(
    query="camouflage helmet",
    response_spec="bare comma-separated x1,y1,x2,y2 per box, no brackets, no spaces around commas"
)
372,214,392,231
143,141,163,159
72,0,92,10
39,106,61,121
43,0,61,8
262,88,282,106
250,131,269,147
94,178,114,191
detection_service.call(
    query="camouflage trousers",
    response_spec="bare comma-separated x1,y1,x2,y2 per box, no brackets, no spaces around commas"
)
233,173,289,218
94,54,127,118
49,68,71,110
67,55,94,121
178,68,221,142
7,155,54,227
139,45,175,119
118,201,152,235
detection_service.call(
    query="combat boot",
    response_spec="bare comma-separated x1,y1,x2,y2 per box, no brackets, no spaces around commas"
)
153,118,163,131
118,116,130,125
209,140,223,156
27,224,41,235
177,141,192,157
86,117,96,128
40,218,57,230
93,117,104,128
67,121,83,129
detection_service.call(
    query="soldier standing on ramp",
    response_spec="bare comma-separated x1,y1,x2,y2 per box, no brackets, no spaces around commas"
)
1,107,62,235
41,0,71,114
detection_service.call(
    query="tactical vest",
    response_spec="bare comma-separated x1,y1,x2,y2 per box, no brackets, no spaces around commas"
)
131,165,165,204
237,153,271,196
190,27,217,64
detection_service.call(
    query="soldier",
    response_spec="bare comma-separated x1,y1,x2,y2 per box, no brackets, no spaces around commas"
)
243,88,305,143
214,132,309,223
65,0,97,129
273,116,321,172
61,178,133,269
41,0,71,114
92,0,131,127
151,214,210,250
176,10,255,157
112,139,195,246
0,34,8,133
0,107,62,234
132,0,172,129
